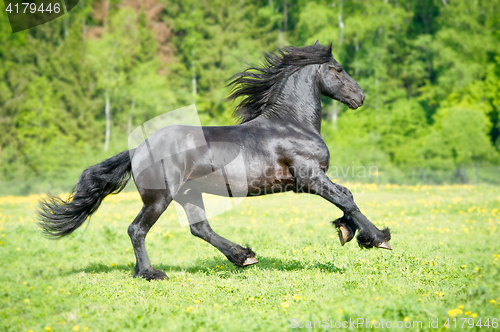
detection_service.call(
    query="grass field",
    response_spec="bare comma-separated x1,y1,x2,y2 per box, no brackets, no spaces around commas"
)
1,184,499,331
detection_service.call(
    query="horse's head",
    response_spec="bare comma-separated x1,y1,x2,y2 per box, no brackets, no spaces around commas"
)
318,45,365,109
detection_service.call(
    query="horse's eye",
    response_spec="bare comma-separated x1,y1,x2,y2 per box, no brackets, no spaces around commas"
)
329,65,343,73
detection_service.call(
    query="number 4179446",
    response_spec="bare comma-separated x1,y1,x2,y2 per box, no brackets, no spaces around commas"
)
444,318,498,329
5,2,61,14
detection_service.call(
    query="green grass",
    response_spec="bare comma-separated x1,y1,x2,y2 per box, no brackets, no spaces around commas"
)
1,185,499,331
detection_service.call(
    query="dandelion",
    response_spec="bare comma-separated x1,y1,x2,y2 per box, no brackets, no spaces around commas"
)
404,317,410,322
194,300,201,304
293,295,300,300
84,327,89,331
337,308,343,313
471,313,477,318
214,303,219,307
465,311,472,315
375,297,380,301
24,299,29,303
447,308,463,317
73,326,80,331
186,306,194,312
490,299,496,304
458,305,464,309
281,302,290,308
461,265,467,268
45,327,51,331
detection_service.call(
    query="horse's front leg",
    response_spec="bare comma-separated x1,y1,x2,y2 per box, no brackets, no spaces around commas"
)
294,169,391,249
175,189,259,267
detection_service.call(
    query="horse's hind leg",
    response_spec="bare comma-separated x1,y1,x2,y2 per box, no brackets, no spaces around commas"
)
176,190,258,267
128,189,171,281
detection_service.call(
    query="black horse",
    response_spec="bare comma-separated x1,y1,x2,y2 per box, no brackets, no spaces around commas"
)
39,42,391,281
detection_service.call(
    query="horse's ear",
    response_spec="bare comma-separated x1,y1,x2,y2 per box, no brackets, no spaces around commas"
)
327,42,333,53
315,40,320,46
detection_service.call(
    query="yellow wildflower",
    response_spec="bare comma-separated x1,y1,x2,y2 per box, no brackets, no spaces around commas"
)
447,308,463,317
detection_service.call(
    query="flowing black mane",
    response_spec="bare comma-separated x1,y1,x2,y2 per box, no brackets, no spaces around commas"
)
227,43,333,123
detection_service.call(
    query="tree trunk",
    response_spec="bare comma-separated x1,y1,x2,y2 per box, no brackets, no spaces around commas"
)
191,51,197,103
475,162,479,185
283,0,288,32
81,0,86,38
338,1,344,47
38,96,43,143
330,102,339,130
127,98,135,134
104,88,110,152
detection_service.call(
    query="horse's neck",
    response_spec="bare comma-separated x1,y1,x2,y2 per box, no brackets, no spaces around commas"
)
266,65,323,133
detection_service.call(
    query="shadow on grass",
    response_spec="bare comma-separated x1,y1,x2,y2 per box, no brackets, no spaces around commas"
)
67,256,345,276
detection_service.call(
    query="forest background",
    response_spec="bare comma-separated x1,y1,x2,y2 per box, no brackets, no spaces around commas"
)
1,0,500,195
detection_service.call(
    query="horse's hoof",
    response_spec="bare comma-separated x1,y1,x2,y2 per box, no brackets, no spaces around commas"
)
137,268,169,281
242,257,259,266
227,246,257,267
376,241,392,250
338,225,353,246
333,217,356,246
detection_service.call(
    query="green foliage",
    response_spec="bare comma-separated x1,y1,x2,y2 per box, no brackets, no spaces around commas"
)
1,0,500,193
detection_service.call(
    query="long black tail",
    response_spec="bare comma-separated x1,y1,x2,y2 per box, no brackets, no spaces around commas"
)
38,150,133,238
